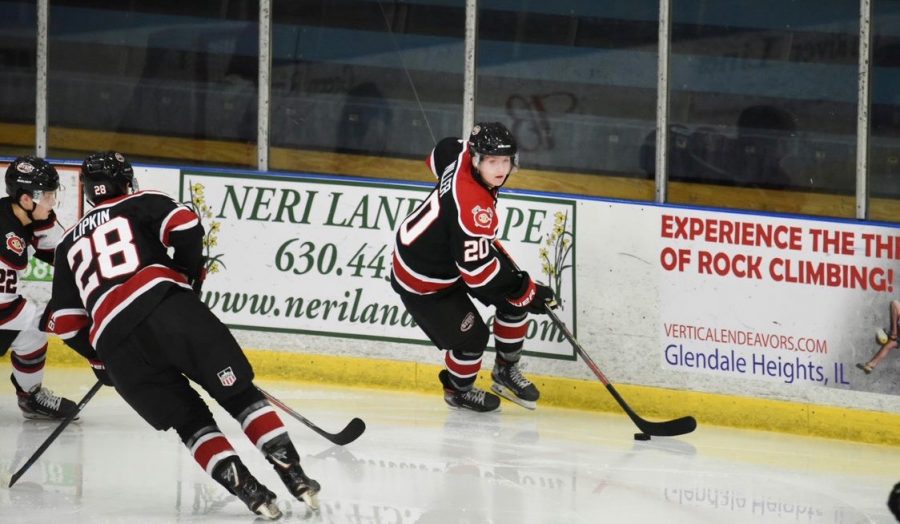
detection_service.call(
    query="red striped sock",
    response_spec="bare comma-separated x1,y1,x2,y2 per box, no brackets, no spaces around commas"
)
494,315,527,355
11,344,48,392
241,404,288,450
444,350,483,388
12,343,47,373
189,430,237,475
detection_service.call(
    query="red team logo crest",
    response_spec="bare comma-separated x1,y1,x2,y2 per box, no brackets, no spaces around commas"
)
217,367,237,387
471,206,493,229
6,232,24,256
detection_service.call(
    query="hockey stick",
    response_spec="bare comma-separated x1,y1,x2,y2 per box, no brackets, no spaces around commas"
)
492,240,697,437
545,309,696,437
257,386,366,446
9,380,104,488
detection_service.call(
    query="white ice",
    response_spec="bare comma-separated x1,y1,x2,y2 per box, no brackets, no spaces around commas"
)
1,367,897,523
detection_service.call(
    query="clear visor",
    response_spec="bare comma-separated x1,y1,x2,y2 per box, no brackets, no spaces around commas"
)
31,189,58,209
130,177,139,193
472,153,519,171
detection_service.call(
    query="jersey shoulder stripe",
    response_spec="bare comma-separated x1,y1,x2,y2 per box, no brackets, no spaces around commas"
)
451,147,498,238
48,308,90,339
160,206,200,246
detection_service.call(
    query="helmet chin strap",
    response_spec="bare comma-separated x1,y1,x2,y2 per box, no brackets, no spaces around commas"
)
16,197,38,223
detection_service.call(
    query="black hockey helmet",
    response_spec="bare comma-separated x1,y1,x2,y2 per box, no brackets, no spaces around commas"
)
469,122,519,189
468,122,519,170
5,156,60,200
81,151,138,206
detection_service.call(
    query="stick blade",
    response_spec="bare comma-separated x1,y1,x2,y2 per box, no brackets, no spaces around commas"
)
8,470,21,488
608,384,697,438
637,415,697,437
328,417,366,446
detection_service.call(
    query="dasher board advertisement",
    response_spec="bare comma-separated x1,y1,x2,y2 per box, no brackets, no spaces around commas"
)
180,171,577,360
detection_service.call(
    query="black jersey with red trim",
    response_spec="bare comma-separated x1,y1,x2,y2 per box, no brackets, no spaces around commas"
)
0,197,64,327
391,137,520,301
44,191,203,351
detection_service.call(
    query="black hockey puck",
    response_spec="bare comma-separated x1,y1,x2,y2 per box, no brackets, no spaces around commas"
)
633,433,651,441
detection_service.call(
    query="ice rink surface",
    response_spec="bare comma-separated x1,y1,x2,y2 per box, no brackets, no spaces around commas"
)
0,368,897,523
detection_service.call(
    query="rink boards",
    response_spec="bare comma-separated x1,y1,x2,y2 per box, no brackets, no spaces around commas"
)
19,161,900,445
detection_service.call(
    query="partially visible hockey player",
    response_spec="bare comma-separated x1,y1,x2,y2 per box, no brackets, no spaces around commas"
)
41,151,319,519
1,157,77,420
857,299,900,374
889,480,900,521
391,122,557,412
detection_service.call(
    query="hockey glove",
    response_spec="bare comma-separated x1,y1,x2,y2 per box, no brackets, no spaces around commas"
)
507,272,558,315
532,283,559,314
89,359,114,387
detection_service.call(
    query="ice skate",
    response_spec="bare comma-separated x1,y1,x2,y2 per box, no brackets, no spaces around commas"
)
212,456,281,520
11,374,78,421
491,358,540,410
263,435,321,510
438,370,500,412
856,362,874,375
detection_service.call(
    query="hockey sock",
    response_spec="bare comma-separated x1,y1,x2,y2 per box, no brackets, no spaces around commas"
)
183,425,238,475
444,349,482,391
219,386,289,451
11,343,47,393
237,399,289,451
494,311,527,362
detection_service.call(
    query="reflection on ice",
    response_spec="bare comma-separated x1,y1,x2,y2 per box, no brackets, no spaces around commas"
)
0,369,897,523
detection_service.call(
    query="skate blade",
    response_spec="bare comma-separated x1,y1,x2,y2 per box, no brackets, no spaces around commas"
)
255,501,282,520
21,412,79,422
300,489,320,510
491,384,537,410
443,397,501,413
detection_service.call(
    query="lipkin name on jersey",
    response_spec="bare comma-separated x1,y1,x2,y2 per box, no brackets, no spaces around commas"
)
72,209,112,241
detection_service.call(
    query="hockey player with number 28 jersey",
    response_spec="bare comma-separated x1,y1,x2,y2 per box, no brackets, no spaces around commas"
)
391,122,558,413
42,151,320,520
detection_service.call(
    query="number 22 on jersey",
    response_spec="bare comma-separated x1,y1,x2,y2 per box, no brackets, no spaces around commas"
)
67,216,140,300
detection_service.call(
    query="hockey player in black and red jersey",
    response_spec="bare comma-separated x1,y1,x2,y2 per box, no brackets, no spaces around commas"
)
1,157,77,420
41,151,319,519
391,122,558,412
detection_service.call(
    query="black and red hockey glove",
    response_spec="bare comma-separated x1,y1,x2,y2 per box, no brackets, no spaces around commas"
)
507,271,558,314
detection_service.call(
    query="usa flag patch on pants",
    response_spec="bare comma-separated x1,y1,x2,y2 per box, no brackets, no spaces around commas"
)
217,367,237,387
